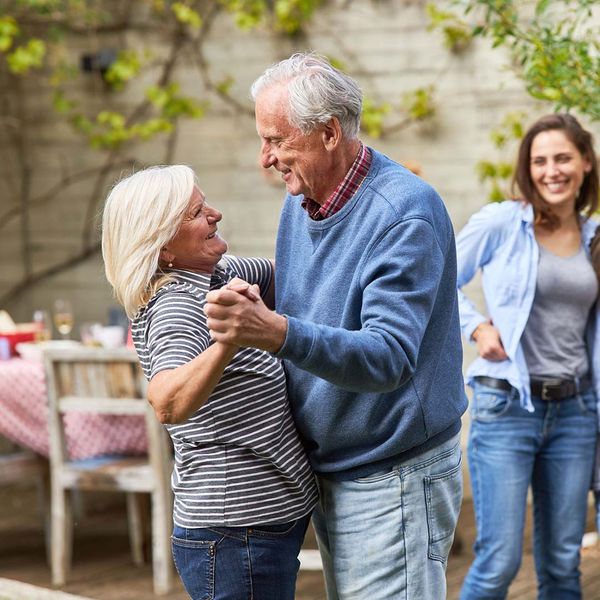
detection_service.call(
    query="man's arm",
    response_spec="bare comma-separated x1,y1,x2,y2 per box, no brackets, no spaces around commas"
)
206,217,447,393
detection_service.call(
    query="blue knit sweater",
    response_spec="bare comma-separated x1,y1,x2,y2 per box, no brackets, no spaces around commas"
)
275,149,467,479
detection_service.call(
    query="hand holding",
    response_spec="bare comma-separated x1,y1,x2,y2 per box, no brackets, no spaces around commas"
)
225,277,261,302
204,285,287,353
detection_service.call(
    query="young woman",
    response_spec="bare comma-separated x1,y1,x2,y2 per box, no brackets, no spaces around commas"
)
457,114,600,599
102,165,317,600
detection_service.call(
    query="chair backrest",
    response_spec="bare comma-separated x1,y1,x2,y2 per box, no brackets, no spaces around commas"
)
43,347,171,487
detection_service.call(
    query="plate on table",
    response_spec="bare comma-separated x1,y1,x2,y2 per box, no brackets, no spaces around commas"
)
16,340,81,362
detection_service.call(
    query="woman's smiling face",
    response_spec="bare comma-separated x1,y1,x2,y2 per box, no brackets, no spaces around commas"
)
163,187,228,273
530,129,591,213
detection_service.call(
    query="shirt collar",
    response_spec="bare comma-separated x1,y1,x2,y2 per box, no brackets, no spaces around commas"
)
161,265,230,296
302,143,371,220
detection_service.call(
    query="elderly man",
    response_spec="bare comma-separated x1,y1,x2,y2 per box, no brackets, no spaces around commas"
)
205,52,467,599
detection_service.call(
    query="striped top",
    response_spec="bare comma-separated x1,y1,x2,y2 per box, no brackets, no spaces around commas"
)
132,256,317,528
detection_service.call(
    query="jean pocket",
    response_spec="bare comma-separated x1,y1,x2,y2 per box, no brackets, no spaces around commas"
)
576,390,598,417
471,386,512,422
424,458,463,563
171,535,216,600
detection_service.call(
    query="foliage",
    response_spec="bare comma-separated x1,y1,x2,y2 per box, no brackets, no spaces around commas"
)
426,2,473,53
454,0,600,120
361,98,391,139
219,0,321,33
430,0,600,201
476,111,526,202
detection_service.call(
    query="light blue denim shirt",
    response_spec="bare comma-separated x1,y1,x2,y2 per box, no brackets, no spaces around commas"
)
457,200,600,413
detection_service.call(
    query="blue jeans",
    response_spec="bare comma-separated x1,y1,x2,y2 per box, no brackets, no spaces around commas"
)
460,382,597,600
171,514,311,600
312,434,463,600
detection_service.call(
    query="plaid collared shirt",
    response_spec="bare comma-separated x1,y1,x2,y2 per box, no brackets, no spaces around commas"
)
302,143,372,221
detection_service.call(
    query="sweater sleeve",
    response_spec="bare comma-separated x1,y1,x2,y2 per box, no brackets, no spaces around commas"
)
275,217,448,392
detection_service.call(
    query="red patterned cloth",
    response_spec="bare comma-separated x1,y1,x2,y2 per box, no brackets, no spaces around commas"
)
0,359,147,460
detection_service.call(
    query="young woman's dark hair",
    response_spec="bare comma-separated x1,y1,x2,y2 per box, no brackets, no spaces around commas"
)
590,225,600,282
512,113,599,230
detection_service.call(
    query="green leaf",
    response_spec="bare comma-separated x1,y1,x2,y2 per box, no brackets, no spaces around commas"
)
535,0,551,16
0,16,19,52
171,2,202,29
7,38,46,74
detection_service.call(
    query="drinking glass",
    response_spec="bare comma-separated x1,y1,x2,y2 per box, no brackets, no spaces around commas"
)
53,299,74,340
32,309,52,342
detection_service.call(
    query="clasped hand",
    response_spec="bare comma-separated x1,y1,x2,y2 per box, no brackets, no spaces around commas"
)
204,278,286,353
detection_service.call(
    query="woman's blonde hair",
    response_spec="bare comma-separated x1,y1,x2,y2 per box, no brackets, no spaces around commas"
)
102,165,197,318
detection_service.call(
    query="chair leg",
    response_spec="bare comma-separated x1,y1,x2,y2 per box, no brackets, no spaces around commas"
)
151,487,174,595
36,465,51,567
51,484,72,586
126,492,146,566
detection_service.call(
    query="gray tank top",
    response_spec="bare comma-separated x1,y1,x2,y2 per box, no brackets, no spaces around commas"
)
521,244,598,379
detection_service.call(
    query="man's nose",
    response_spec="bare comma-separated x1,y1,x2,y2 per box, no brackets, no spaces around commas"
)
260,142,276,169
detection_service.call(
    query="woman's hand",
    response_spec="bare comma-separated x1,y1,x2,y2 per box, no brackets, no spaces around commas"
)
472,322,508,361
225,277,261,301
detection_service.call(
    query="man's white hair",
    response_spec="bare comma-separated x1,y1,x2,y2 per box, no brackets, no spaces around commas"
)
251,52,362,139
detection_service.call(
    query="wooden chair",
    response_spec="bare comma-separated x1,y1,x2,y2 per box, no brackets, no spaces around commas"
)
43,346,174,595
0,446,50,562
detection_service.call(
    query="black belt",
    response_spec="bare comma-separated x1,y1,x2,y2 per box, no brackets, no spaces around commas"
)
474,375,592,401
530,375,591,401
473,376,512,392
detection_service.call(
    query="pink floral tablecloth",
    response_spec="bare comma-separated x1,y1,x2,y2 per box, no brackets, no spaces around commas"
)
0,358,147,460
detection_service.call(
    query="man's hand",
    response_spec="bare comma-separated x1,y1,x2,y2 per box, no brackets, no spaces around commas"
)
205,280,287,353
225,277,261,302
471,322,508,361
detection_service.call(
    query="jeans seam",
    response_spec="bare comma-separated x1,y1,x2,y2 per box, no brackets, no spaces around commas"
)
403,441,460,476
171,534,216,600
425,459,462,562
246,533,254,600
249,520,297,538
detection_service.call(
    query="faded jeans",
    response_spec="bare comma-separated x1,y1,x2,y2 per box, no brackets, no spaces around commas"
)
312,434,463,599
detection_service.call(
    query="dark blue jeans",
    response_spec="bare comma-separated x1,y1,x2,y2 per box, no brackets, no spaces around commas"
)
171,514,311,600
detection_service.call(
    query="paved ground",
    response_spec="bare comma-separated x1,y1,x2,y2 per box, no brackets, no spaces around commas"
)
1,483,599,599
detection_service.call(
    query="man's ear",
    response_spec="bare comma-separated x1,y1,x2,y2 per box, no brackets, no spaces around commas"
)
322,117,342,151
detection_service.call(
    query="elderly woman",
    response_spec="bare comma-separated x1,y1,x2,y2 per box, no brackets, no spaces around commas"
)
102,165,317,600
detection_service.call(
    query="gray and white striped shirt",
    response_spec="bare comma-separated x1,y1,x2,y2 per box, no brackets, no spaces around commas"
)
132,256,317,528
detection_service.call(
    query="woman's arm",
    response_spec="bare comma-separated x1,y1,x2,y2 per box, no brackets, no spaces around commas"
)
148,341,237,424
456,203,511,360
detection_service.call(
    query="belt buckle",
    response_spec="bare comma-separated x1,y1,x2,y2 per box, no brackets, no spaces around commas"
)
540,379,562,401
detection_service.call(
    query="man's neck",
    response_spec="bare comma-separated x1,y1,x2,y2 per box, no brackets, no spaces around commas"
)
312,139,362,206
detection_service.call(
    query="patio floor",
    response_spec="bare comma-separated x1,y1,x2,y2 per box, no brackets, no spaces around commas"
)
1,483,599,599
